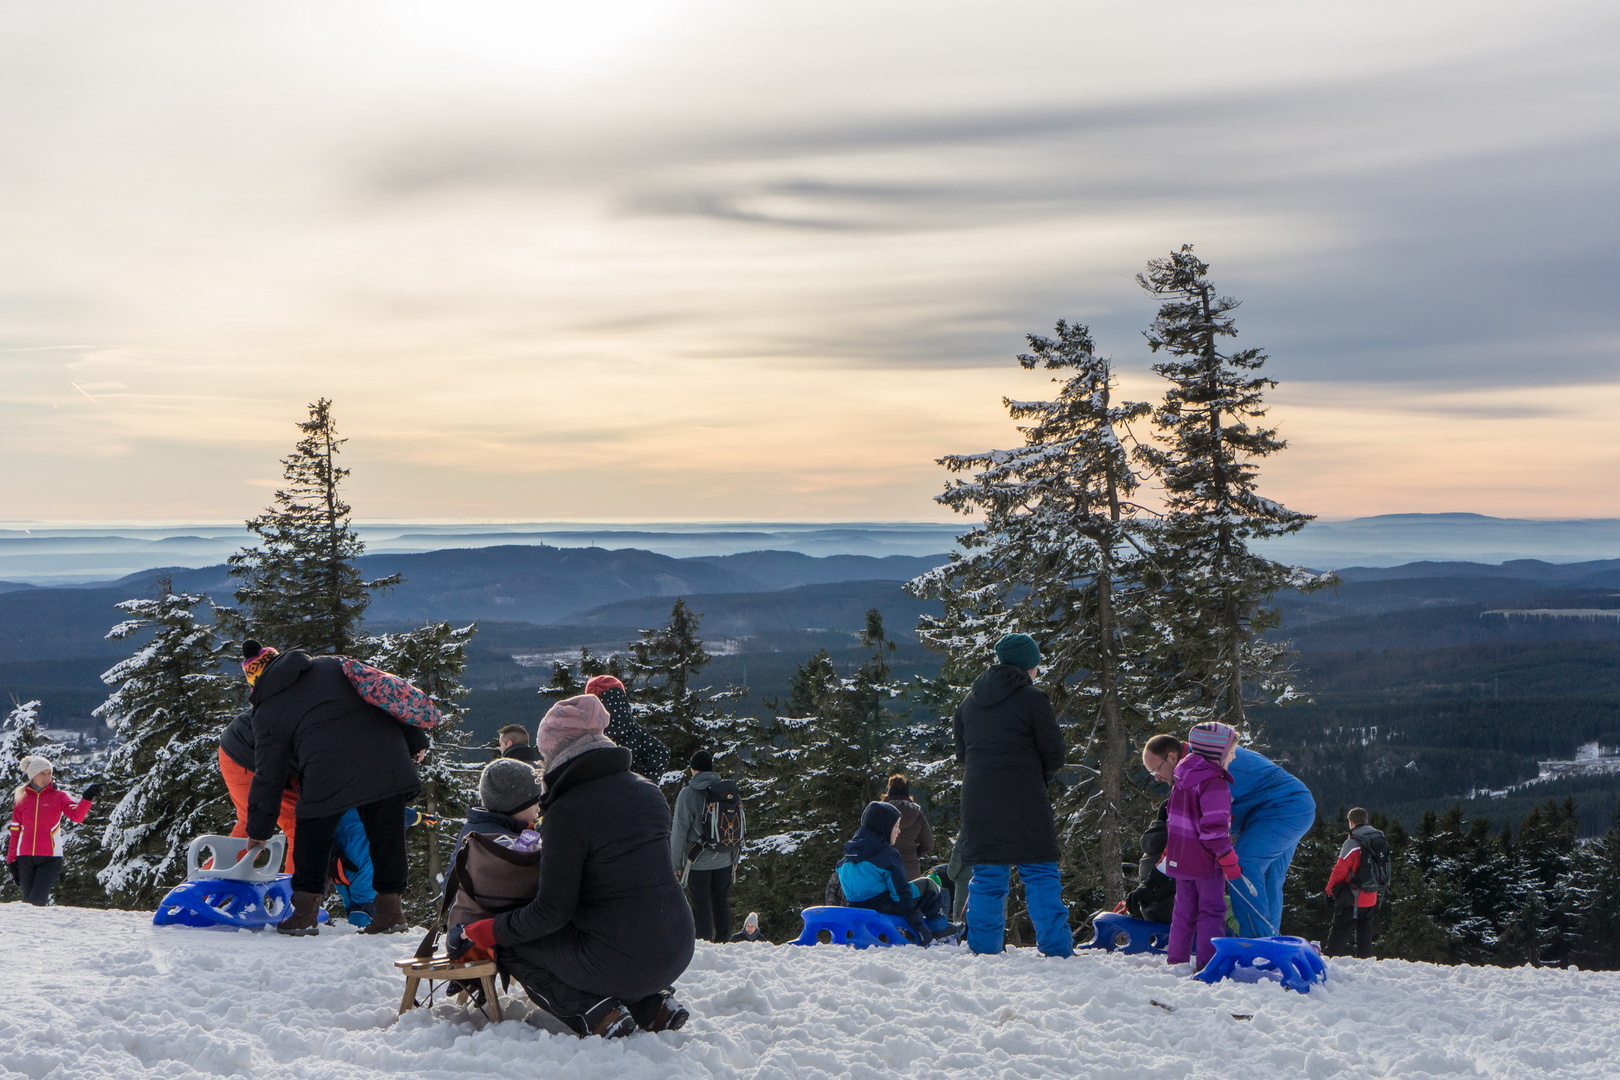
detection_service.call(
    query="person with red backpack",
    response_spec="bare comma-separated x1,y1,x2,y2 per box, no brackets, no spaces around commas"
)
1324,807,1390,958
7,756,100,906
671,750,744,942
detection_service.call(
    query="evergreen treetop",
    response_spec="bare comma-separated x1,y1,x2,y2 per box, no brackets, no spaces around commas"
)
226,398,399,656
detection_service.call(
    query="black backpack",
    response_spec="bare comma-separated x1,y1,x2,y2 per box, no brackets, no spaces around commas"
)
1354,829,1392,893
699,780,744,850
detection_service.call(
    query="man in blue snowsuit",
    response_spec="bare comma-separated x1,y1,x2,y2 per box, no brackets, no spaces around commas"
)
1144,734,1315,938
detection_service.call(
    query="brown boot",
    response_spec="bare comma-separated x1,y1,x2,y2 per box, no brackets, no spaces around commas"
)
276,890,322,936
361,892,409,935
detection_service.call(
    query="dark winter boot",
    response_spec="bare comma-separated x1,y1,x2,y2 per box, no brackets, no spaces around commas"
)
276,890,322,936
360,892,408,935
628,988,690,1033
570,998,638,1039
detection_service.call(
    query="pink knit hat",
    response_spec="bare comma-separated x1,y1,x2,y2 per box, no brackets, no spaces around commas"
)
537,694,611,760
1188,721,1238,761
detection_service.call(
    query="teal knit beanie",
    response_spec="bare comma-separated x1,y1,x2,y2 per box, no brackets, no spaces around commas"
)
994,633,1043,670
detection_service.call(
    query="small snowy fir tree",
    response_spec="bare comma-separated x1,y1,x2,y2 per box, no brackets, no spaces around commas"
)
224,398,399,655
624,599,749,788
363,620,476,922
0,698,48,781
94,589,239,905
1133,246,1333,729
908,318,1159,903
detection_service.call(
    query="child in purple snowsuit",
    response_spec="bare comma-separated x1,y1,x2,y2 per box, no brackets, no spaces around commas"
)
1164,722,1242,969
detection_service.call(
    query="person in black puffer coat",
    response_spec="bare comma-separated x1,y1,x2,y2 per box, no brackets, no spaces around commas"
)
583,675,671,781
1124,800,1177,925
954,633,1072,957
239,641,429,937
454,694,695,1039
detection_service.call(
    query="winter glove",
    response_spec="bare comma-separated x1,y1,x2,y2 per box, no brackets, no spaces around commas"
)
1112,900,1129,915
463,919,497,955
6,860,18,886
81,783,103,801
1216,850,1242,881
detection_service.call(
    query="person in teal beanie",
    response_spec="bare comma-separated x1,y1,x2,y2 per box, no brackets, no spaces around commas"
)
954,633,1072,956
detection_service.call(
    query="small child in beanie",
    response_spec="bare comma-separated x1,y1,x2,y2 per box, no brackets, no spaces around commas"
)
835,801,959,946
444,758,544,884
1163,721,1241,970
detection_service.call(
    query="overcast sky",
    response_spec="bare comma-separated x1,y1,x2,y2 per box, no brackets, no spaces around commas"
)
1,1,1616,524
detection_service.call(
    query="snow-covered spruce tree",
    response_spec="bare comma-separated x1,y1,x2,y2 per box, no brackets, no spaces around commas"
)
624,599,749,788
0,698,48,781
94,589,240,906
363,620,476,923
224,398,399,656
1569,799,1620,970
1133,246,1332,730
907,319,1158,905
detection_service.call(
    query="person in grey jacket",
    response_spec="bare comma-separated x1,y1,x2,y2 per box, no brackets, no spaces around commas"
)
670,750,745,942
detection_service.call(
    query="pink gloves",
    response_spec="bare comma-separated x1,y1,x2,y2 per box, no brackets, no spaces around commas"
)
1216,850,1243,881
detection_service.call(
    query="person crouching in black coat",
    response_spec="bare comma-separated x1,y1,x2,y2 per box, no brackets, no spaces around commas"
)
238,641,428,937
1124,801,1177,925
453,694,695,1039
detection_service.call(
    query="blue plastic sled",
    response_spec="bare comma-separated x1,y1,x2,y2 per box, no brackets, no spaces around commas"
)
1193,935,1328,993
1079,912,1170,955
154,873,295,929
790,906,921,948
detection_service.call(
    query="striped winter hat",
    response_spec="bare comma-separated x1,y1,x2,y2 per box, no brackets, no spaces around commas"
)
241,640,280,686
1187,721,1238,761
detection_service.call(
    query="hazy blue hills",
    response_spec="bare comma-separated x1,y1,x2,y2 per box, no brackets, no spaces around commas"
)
567,580,940,636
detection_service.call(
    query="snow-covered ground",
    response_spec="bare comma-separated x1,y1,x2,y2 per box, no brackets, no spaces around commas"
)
2,904,1616,1080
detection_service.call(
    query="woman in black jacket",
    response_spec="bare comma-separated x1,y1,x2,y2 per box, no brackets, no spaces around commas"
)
456,695,695,1038
238,641,428,936
953,633,1072,957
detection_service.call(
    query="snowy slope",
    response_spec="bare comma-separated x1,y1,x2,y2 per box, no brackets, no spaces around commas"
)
1,905,1616,1080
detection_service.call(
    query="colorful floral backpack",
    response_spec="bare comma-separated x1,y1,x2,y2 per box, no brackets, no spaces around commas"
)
339,658,441,729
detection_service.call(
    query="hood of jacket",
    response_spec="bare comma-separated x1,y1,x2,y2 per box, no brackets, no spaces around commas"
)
686,770,719,791
540,745,633,810
465,805,529,834
1173,751,1230,788
969,664,1033,709
1349,824,1384,845
841,825,893,864
249,649,313,706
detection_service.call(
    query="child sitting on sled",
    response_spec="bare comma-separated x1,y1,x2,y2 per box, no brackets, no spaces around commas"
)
1164,721,1241,971
835,802,961,945
433,759,543,963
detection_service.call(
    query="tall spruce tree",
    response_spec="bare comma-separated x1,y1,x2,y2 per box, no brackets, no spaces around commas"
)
94,588,239,905
908,319,1156,904
1134,246,1331,728
625,599,747,785
226,398,398,655
363,620,476,923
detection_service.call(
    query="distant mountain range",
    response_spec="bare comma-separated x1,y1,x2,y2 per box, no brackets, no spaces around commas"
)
2,513,1619,585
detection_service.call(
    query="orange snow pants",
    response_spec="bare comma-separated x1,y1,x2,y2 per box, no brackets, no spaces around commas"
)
218,746,299,876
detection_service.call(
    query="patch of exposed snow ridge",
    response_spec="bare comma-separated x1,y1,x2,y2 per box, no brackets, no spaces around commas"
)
3,904,1619,1079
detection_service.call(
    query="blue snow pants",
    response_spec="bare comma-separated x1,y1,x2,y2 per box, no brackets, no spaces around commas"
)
966,862,1072,957
1229,806,1314,937
331,808,376,909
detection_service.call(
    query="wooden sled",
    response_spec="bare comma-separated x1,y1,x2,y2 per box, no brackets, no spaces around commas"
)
395,954,503,1022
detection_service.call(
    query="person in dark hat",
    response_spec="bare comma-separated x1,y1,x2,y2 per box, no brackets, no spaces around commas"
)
954,633,1072,957
671,749,745,942
880,773,933,881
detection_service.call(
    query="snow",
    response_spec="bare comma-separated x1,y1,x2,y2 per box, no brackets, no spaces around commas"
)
4,906,1620,1079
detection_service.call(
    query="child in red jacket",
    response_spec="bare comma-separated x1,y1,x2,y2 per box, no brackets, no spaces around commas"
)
7,756,99,906
1324,807,1388,958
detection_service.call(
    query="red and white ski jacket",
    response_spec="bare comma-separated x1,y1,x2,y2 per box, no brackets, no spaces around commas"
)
1324,841,1379,908
7,783,93,860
